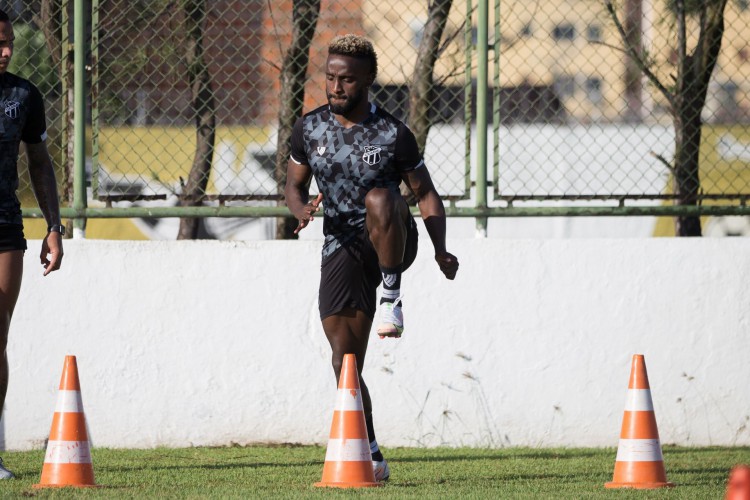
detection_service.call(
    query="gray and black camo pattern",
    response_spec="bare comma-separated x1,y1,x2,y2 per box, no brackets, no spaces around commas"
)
0,73,46,225
291,103,422,260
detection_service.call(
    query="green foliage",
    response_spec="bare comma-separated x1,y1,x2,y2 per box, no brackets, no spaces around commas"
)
1,445,748,498
7,23,59,97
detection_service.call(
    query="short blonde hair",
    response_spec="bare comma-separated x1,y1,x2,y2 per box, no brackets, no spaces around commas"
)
328,34,378,78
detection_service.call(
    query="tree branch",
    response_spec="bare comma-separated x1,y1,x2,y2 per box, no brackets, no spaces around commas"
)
604,0,674,107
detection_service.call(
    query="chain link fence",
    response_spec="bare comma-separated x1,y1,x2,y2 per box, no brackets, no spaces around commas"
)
6,0,750,236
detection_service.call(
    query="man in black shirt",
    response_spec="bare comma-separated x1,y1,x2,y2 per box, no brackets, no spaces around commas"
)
0,9,64,480
286,34,458,481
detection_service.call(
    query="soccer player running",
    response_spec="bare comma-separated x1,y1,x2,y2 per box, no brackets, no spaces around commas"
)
0,9,64,479
285,34,458,481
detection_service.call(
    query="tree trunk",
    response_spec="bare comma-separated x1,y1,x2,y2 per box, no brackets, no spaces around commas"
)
671,1,727,236
672,99,703,236
403,0,453,203
177,0,215,240
623,0,643,123
40,0,73,209
274,0,321,240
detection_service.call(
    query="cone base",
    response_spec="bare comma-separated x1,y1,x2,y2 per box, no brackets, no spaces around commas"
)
33,484,100,489
314,481,382,488
605,481,675,489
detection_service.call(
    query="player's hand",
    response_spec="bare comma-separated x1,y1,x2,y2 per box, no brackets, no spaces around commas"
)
41,230,64,276
435,251,458,280
294,193,323,234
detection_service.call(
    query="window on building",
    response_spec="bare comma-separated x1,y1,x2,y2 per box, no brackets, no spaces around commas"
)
586,24,602,42
552,23,575,41
585,77,602,103
410,19,425,47
738,48,749,63
554,74,576,98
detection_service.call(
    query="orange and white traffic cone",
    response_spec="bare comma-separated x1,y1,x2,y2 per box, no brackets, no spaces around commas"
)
34,355,97,488
726,465,750,500
605,354,674,489
314,353,381,488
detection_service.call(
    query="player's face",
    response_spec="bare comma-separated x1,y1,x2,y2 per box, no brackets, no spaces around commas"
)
325,54,374,116
0,21,14,74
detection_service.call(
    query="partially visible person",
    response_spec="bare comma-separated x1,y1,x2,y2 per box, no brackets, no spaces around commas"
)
0,9,64,479
285,34,458,481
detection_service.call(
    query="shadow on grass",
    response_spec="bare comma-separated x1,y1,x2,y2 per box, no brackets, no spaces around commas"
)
391,449,604,464
662,446,750,455
98,460,315,474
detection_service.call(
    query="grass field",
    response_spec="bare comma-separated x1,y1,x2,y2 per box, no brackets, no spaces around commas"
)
1,445,748,498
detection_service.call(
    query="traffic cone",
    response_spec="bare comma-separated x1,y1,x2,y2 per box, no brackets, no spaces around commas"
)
726,465,750,500
605,354,674,489
314,353,381,488
34,356,97,488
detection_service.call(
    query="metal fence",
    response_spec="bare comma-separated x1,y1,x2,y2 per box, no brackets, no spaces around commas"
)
7,0,750,234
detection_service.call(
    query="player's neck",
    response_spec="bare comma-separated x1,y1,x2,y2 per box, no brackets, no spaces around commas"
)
332,101,371,128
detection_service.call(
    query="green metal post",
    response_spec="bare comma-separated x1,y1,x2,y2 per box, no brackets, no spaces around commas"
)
464,0,473,200
475,0,489,236
73,0,87,237
492,0,500,200
91,0,99,195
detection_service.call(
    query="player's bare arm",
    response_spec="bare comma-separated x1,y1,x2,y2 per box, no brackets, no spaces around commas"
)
25,141,63,276
403,167,459,280
285,159,322,234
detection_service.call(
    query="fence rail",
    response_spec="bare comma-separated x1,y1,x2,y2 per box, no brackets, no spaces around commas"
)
8,0,750,232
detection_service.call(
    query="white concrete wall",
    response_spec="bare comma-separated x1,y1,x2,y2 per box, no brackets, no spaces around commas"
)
2,236,749,451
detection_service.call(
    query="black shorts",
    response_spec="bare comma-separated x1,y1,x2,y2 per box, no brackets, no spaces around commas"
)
319,216,418,320
0,224,27,252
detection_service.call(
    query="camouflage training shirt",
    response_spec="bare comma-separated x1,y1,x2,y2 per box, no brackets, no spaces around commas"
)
290,103,423,260
0,72,47,225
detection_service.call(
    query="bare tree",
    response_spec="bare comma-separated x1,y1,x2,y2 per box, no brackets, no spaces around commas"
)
605,0,730,236
407,0,454,150
623,0,643,122
273,0,321,239
403,0,456,203
39,0,73,208
177,0,216,240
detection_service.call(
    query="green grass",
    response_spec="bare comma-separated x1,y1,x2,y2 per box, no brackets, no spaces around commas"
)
1,446,748,498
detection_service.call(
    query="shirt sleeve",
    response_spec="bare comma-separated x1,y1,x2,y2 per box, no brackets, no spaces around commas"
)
394,123,424,172
21,83,47,144
289,117,308,165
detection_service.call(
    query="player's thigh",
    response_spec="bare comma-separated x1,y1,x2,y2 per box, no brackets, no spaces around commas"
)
0,250,23,334
402,216,419,272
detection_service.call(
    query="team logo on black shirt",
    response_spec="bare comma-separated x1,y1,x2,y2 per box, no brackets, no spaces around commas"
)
4,100,19,119
362,145,381,165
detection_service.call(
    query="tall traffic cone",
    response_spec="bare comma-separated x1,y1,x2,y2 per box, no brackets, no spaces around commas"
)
34,356,97,488
726,465,750,500
605,354,674,489
314,353,381,488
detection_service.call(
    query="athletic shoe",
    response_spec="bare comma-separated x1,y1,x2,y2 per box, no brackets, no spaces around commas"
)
0,457,14,479
372,459,390,481
377,299,403,338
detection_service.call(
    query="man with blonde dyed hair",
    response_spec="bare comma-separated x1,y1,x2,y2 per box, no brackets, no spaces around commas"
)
286,34,458,481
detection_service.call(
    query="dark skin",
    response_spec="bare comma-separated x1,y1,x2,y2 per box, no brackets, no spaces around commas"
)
0,19,63,419
285,53,459,421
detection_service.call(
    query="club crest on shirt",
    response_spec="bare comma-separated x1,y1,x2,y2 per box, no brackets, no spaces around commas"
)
362,145,381,165
317,146,326,155
4,100,19,119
